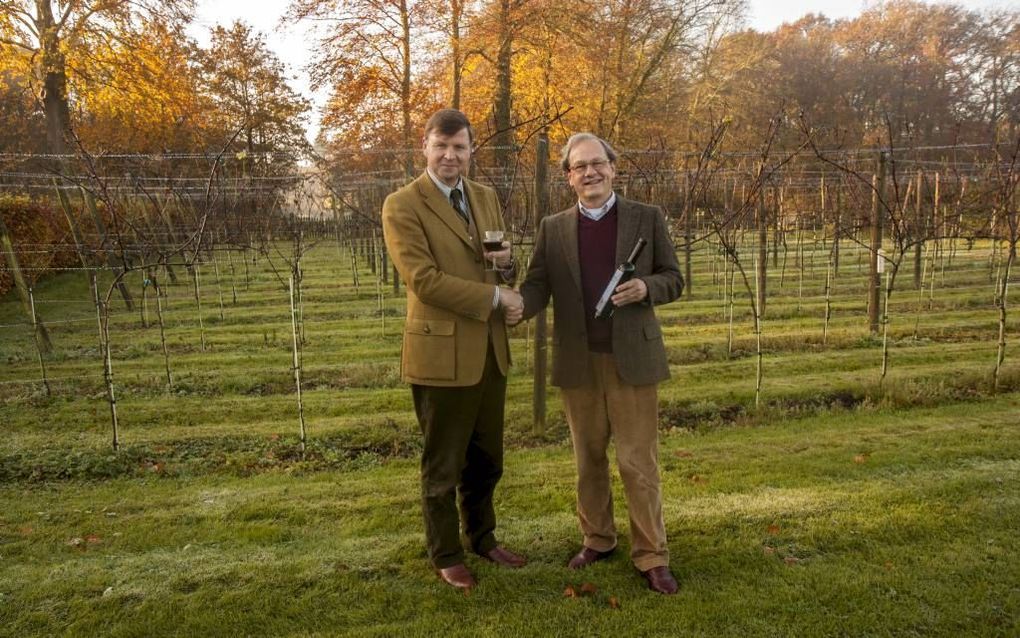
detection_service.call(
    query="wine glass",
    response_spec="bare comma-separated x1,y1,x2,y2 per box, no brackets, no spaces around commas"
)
483,230,505,271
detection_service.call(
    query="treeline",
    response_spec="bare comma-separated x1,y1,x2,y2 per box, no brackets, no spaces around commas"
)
2,0,1017,170
1,5,308,163
304,0,1019,173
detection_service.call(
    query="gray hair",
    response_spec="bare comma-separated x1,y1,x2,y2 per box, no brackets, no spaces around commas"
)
559,133,618,172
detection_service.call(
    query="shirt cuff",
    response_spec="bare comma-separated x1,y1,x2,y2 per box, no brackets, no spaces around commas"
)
497,257,515,280
492,285,500,309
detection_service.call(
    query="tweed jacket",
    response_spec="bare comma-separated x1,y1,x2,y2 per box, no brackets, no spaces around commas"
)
519,196,683,388
382,172,513,386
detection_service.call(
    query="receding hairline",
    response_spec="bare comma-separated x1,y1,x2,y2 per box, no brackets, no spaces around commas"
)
560,133,618,171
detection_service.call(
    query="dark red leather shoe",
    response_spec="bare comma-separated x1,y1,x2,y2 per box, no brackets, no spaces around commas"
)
567,546,615,569
483,545,527,568
641,565,679,594
437,563,476,588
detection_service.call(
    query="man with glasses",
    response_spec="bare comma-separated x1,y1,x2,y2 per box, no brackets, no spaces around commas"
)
382,109,526,589
514,132,684,594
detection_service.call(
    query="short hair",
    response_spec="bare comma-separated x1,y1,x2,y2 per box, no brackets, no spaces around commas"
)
560,133,618,172
423,109,474,144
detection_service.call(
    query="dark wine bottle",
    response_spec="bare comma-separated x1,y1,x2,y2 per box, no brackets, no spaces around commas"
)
594,237,647,319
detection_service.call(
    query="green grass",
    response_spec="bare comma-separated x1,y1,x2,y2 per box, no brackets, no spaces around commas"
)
1,397,1017,636
1,235,1019,635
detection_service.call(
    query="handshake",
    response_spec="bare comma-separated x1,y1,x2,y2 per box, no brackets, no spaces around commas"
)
497,288,524,326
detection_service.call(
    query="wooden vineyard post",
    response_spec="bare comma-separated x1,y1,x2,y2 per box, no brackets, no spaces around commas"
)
28,287,51,397
93,274,119,451
213,252,225,321
868,152,887,335
194,265,206,351
0,214,52,353
151,272,173,393
289,274,307,455
532,133,550,433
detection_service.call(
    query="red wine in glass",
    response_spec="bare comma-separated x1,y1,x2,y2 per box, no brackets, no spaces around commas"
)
483,230,505,270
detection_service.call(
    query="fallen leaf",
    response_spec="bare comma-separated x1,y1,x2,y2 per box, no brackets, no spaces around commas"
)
673,450,694,458
884,561,893,571
67,537,84,548
18,526,32,536
102,587,114,597
854,454,869,464
763,546,776,555
689,474,706,484
563,585,578,598
85,535,101,545
608,596,620,609
580,582,597,595
783,556,801,565
767,524,781,535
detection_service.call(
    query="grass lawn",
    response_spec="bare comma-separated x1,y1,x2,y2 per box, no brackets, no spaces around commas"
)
1,237,1019,636
2,395,1018,637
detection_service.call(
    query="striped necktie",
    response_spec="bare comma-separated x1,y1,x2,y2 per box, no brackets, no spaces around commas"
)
450,188,469,226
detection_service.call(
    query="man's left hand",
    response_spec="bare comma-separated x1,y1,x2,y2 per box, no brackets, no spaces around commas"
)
483,241,513,269
611,278,647,307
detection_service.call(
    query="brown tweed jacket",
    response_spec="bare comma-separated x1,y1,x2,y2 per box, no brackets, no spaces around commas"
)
382,172,513,387
519,196,683,388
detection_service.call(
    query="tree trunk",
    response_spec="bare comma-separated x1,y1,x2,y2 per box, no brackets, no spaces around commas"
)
400,0,414,177
36,0,72,155
450,0,462,109
493,0,514,175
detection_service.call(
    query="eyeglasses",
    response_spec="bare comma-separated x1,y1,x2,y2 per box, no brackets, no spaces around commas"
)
568,158,611,173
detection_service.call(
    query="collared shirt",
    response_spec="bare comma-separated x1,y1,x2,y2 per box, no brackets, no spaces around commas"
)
425,168,504,309
426,168,472,220
578,192,617,221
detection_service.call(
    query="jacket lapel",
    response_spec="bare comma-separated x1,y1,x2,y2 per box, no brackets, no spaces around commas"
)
462,179,491,233
557,206,583,295
415,172,474,249
615,196,641,264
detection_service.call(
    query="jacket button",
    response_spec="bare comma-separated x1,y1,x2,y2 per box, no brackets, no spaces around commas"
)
424,325,431,334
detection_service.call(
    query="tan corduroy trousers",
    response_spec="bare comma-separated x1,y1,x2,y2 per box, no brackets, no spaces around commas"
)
560,352,669,572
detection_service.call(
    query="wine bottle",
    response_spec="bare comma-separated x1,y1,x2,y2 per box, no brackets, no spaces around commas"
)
594,237,647,319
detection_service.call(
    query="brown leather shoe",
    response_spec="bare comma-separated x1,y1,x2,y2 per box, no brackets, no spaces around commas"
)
641,566,679,594
437,563,476,589
483,545,527,568
567,546,615,569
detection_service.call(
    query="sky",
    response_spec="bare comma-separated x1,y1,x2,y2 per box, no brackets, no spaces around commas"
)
187,0,1019,141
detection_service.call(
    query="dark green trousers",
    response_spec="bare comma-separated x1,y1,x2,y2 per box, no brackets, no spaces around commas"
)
412,343,506,569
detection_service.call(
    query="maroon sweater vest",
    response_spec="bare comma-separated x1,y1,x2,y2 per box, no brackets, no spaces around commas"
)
578,204,618,353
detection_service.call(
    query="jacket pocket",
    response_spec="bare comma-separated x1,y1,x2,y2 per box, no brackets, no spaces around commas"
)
404,319,456,380
643,323,663,340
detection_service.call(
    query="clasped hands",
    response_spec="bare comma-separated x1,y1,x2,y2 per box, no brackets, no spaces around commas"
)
498,287,524,325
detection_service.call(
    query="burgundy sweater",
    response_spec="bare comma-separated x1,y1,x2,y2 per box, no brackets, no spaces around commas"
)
578,205,618,353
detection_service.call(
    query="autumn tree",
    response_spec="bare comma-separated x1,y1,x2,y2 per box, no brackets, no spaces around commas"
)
288,0,432,176
200,21,310,162
73,21,212,154
0,0,193,154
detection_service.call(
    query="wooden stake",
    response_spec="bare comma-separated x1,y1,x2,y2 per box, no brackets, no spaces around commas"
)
289,274,307,455
93,274,119,451
28,287,51,397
